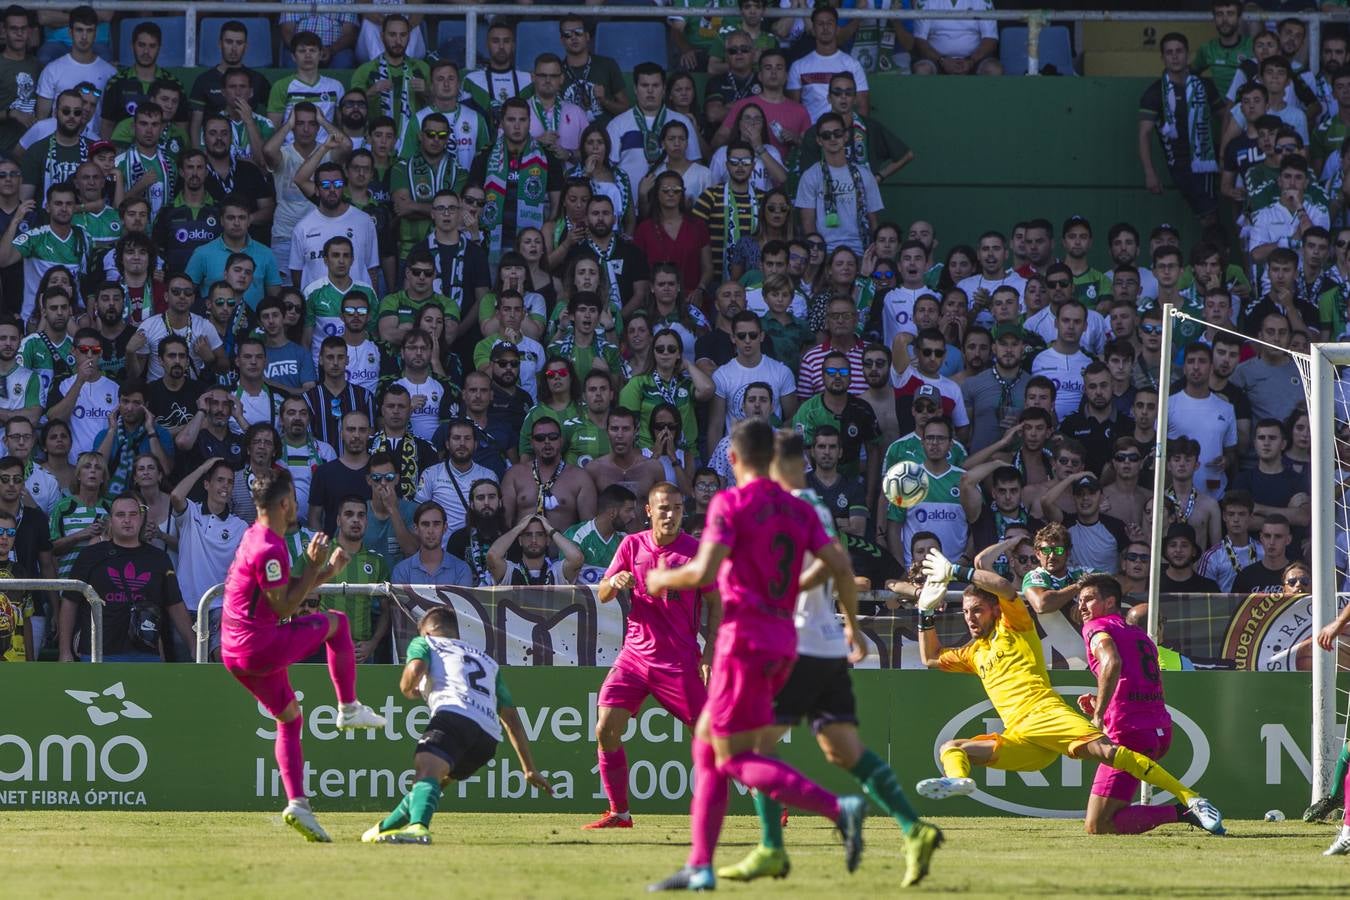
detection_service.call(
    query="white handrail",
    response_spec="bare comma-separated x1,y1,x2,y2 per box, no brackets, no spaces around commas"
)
6,579,105,662
13,4,1342,71
194,580,396,663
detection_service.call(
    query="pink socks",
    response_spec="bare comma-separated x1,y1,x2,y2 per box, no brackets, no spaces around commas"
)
1112,803,1179,834
688,739,728,868
276,715,305,801
719,752,840,821
326,613,357,705
598,747,630,814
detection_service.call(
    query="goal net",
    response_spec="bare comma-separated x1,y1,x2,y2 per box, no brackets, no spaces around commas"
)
1157,305,1348,805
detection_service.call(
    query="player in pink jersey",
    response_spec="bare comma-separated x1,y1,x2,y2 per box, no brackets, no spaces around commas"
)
1076,573,1205,835
645,420,867,892
220,467,387,843
584,481,722,831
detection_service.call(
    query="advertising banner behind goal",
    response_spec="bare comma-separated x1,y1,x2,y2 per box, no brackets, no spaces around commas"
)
0,666,1318,818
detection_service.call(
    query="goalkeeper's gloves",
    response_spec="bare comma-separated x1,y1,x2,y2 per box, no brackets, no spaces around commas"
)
917,576,947,613
921,547,955,585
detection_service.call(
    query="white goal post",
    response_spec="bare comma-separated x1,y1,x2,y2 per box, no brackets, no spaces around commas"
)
1150,307,1343,804
1309,342,1345,803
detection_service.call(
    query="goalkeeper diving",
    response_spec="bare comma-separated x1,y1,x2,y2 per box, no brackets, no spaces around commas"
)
910,547,1226,836
363,607,551,844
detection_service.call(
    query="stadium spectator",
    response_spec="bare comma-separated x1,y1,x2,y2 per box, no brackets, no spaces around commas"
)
486,511,583,586
910,0,1000,76
1138,32,1223,228
1229,419,1311,528
313,495,391,663
308,409,371,532
465,21,530,132
61,492,192,662
445,477,505,586
1159,521,1221,593
169,455,245,657
788,5,869,123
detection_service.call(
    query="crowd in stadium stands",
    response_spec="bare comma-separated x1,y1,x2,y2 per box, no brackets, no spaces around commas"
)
0,0,1333,663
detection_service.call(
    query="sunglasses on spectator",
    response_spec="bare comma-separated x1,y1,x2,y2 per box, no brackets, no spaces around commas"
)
654,344,679,353
318,179,345,190
829,88,856,97
369,472,398,483
464,196,485,206
495,358,521,367
532,432,561,442
817,128,845,140
341,306,369,315
1123,551,1150,562
872,270,896,280
726,45,751,54
212,296,239,308
1114,452,1141,463
545,367,570,377
734,330,760,340
341,99,367,108
912,401,937,413
422,130,449,140
1338,239,1350,249
75,343,102,354
918,347,944,357
79,85,102,98
1286,576,1310,587
1139,323,1162,334
728,156,754,166
862,358,888,368
168,286,195,297
823,366,850,377
1047,278,1071,288
1274,143,1299,152
0,525,17,538
1013,553,1036,564
408,266,435,277
1038,545,1067,556
922,433,950,443
561,27,586,38
284,303,302,313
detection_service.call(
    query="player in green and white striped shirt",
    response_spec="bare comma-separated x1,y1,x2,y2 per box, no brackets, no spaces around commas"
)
363,606,551,844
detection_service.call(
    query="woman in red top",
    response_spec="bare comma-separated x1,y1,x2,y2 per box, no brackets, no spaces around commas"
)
634,171,714,309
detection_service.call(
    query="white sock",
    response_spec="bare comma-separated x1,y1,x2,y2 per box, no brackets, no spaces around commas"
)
340,701,360,714
289,797,311,811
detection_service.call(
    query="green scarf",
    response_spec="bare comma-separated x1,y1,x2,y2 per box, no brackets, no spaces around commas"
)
403,151,459,204
481,134,550,269
1160,73,1218,174
377,55,416,156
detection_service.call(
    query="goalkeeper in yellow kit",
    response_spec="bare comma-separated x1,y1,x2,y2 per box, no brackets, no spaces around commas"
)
910,548,1226,835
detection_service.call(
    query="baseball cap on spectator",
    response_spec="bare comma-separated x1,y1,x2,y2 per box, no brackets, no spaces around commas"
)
991,323,1026,342
1164,522,1199,553
1150,223,1181,244
1071,474,1101,494
914,384,941,406
490,341,520,360
88,140,116,157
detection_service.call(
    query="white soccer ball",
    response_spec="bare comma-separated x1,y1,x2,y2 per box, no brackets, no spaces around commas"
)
1263,809,1285,822
883,460,929,509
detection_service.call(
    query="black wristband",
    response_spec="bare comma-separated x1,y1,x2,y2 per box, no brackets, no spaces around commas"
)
917,611,936,631
953,564,975,583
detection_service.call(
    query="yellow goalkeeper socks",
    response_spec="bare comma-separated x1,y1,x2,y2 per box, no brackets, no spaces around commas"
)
1111,747,1196,805
940,746,972,779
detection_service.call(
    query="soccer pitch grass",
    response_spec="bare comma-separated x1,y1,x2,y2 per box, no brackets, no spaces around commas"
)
3,811,1347,898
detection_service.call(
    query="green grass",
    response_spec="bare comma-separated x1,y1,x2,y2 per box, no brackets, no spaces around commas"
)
1,811,1346,898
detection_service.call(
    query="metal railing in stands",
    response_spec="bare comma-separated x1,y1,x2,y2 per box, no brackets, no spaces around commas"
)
194,581,397,663
8,579,105,662
13,4,1350,76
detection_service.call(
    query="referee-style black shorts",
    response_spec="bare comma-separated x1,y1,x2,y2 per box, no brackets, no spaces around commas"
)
416,710,500,780
773,655,858,734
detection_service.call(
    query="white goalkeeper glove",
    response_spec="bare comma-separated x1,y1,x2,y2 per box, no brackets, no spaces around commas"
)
921,547,956,585
917,577,948,613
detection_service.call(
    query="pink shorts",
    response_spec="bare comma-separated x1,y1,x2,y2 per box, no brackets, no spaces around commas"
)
222,613,333,718
597,653,706,726
1094,725,1173,801
706,645,795,738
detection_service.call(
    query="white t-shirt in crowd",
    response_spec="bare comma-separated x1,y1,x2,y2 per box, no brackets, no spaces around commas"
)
135,313,224,381
174,499,247,611
912,0,998,59
50,374,118,460
1030,346,1093,420
607,106,703,203
288,205,381,286
712,354,796,430
786,49,870,122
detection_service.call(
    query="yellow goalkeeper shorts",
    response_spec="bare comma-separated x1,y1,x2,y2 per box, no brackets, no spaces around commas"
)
972,703,1105,773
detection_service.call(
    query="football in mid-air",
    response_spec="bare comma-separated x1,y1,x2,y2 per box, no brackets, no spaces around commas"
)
883,460,929,509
